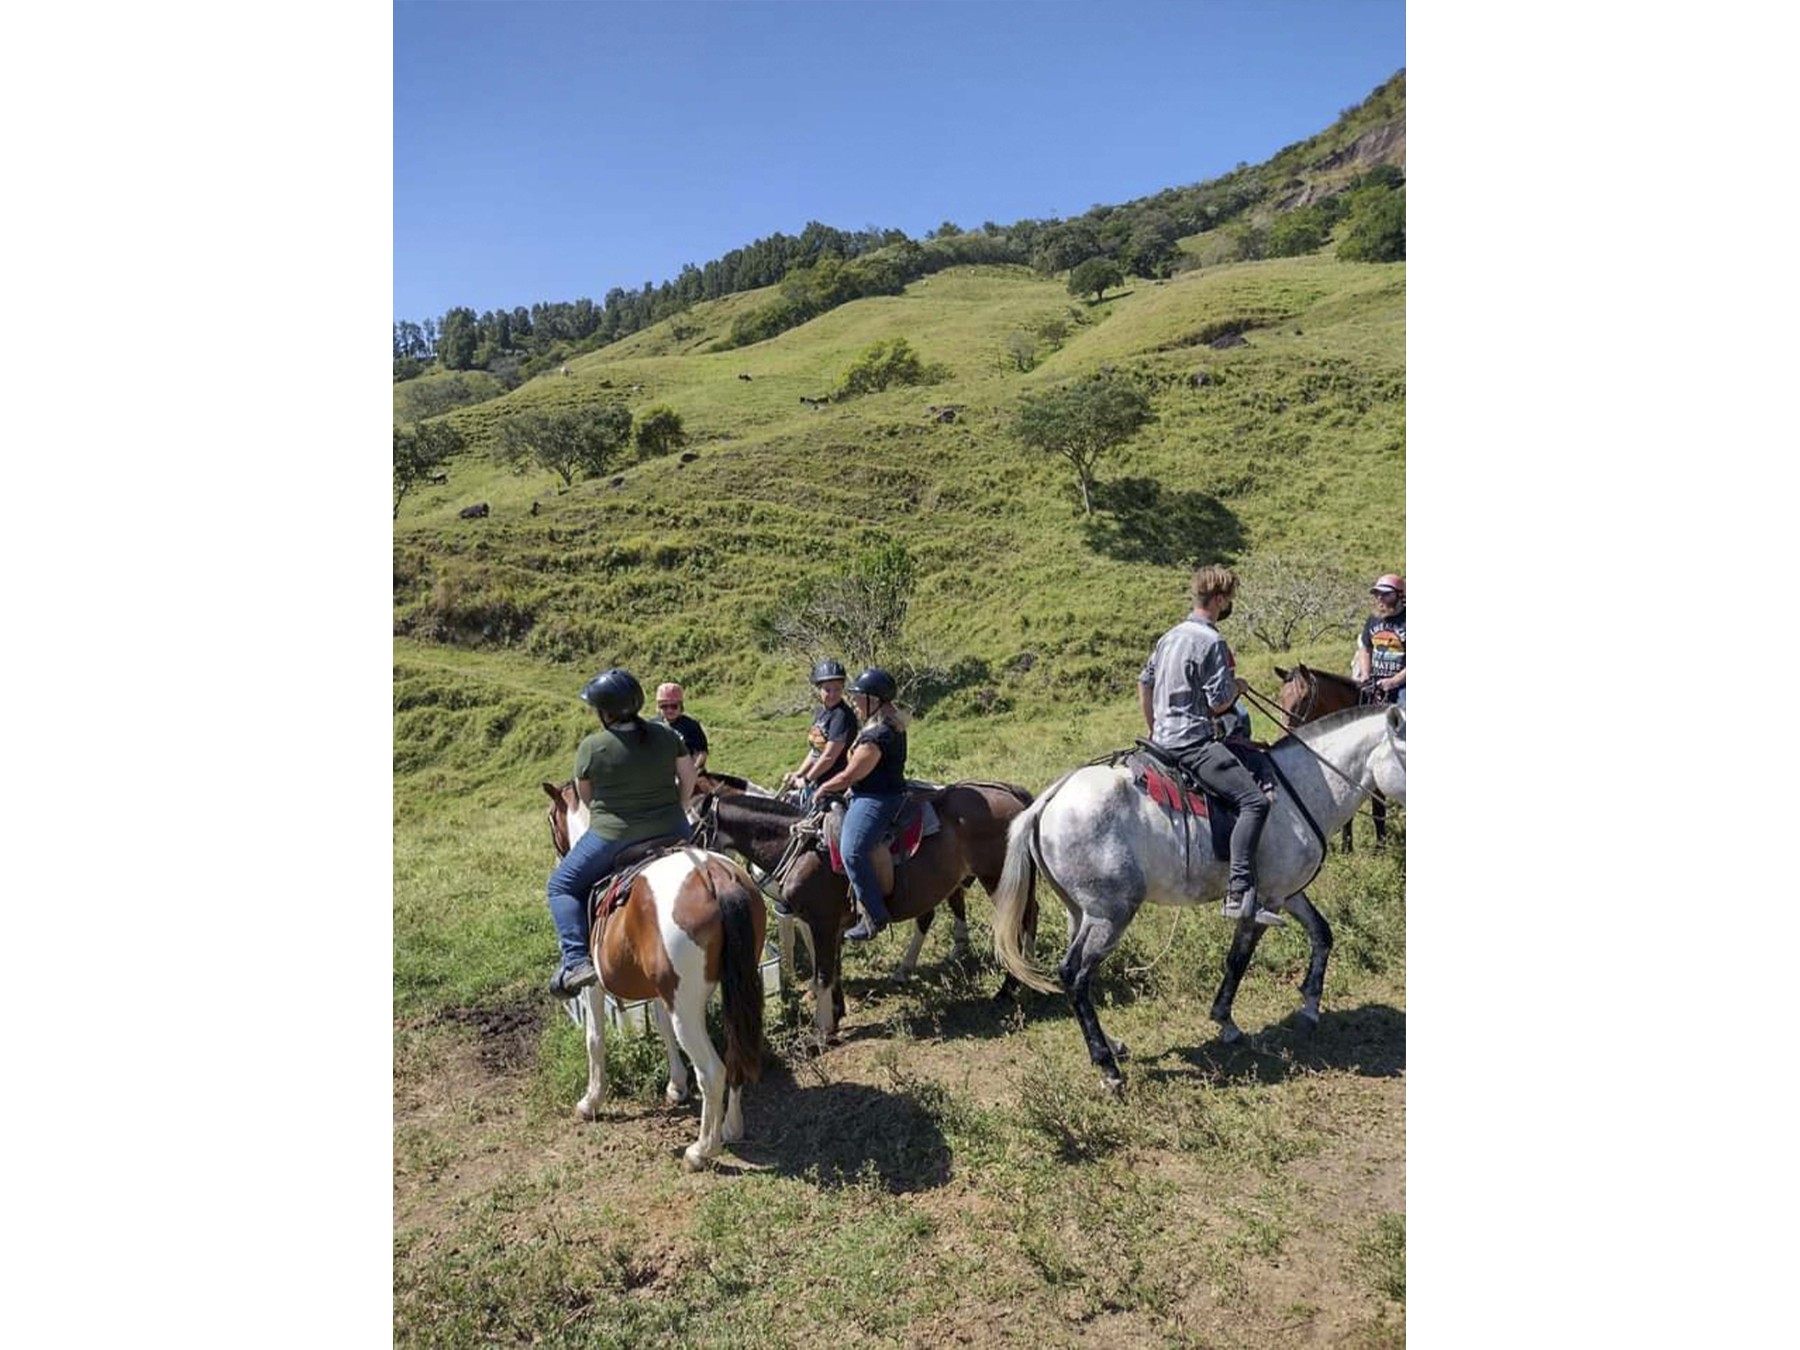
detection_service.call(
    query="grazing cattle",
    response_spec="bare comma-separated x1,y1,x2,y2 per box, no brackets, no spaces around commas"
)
738,373,753,381
426,471,449,485
459,502,489,519
678,451,699,464
530,501,540,517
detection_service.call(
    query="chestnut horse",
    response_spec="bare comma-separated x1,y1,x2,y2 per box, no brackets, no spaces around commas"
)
1275,663,1392,850
543,781,766,1171
692,776,1038,1041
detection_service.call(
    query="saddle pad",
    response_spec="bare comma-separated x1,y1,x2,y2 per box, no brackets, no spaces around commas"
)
1127,753,1255,863
587,837,690,927
825,799,939,875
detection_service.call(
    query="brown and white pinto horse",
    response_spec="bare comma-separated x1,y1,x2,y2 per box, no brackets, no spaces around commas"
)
543,781,766,1171
1274,664,1391,850
692,775,1038,1042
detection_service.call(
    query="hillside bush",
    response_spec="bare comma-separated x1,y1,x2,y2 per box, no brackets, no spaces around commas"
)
834,337,941,400
494,405,633,486
1013,371,1155,515
1068,257,1124,303
1337,185,1405,263
634,404,687,459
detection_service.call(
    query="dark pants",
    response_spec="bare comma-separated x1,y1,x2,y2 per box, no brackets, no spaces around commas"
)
1174,740,1269,897
546,820,694,973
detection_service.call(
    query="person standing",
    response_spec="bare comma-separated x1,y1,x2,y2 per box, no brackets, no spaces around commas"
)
545,669,696,995
1139,565,1283,926
1353,574,1406,708
779,659,859,809
818,667,908,942
653,681,709,772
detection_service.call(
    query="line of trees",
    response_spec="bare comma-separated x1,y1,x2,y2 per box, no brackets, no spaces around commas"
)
396,71,1405,378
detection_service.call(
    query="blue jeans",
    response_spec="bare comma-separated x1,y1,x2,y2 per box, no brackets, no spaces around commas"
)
547,822,693,973
841,793,904,924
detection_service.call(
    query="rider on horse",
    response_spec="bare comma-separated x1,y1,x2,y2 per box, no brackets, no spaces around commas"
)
817,666,908,942
1139,565,1284,926
779,659,860,809
653,680,709,772
1353,573,1406,708
546,668,698,995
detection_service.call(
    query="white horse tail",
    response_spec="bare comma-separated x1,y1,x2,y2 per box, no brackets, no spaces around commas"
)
991,776,1071,996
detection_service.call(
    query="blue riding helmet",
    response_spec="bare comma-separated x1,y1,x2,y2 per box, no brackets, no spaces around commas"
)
848,667,897,702
811,658,847,685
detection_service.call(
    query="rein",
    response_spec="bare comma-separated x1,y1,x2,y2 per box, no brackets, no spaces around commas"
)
1239,683,1391,816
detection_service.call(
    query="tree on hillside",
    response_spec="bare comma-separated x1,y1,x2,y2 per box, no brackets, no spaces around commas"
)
753,541,926,689
495,405,632,487
634,404,687,460
1068,257,1124,303
1229,552,1365,652
1337,186,1405,263
393,421,465,518
834,336,938,399
1014,372,1154,515
437,307,479,370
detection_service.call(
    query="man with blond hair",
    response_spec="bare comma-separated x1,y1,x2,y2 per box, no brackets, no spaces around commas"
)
1139,565,1282,926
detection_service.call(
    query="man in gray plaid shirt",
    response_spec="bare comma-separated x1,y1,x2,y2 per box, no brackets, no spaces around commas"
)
1138,565,1283,926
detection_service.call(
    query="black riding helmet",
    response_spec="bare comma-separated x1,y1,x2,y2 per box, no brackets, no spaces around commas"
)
811,658,847,685
579,668,644,720
848,666,897,702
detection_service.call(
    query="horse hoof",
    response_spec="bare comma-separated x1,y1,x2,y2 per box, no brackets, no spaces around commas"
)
1216,1021,1243,1045
723,1125,745,1144
575,1100,600,1123
1102,1075,1127,1098
1296,1007,1320,1035
1107,1039,1130,1062
665,1084,689,1106
681,1147,712,1173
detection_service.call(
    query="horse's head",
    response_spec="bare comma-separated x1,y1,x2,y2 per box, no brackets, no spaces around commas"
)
1364,704,1407,806
542,780,583,859
1274,664,1313,730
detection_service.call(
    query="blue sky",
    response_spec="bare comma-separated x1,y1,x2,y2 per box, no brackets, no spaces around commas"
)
395,0,1404,324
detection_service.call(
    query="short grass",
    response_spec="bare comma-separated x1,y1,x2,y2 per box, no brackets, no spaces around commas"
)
395,247,1405,1345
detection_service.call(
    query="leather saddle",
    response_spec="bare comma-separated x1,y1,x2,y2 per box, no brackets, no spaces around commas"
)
586,833,692,927
820,782,943,898
1128,739,1277,862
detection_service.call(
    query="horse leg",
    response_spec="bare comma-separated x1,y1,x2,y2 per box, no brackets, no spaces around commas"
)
809,917,843,1043
1284,890,1333,1030
1340,820,1355,854
649,1000,690,1105
665,979,726,1171
891,909,933,983
777,910,799,985
575,984,608,1121
1058,916,1131,1092
949,881,972,959
1208,915,1269,1044
1371,796,1388,850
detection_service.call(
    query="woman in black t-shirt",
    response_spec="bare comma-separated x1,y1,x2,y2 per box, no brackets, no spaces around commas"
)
780,659,860,808
818,667,908,941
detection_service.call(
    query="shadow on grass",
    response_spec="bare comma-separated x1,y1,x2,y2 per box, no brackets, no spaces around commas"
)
1081,476,1246,566
1141,1002,1406,1086
729,1067,952,1194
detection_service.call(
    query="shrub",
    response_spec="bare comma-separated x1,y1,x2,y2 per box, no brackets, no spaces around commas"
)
834,337,936,399
634,404,687,459
1338,186,1405,262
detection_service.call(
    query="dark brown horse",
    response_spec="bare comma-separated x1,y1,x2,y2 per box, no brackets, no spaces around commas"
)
692,775,1038,1041
542,781,767,1171
1274,664,1391,850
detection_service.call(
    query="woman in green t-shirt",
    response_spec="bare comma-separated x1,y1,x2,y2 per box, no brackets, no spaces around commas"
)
546,668,697,995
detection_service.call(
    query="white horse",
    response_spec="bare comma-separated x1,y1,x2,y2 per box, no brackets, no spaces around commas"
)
544,786,767,1170
992,704,1407,1090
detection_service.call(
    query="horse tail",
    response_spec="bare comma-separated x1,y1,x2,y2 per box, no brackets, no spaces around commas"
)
991,780,1068,996
715,861,765,1085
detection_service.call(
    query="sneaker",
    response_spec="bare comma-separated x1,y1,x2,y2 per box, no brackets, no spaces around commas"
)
1222,891,1286,925
551,959,599,996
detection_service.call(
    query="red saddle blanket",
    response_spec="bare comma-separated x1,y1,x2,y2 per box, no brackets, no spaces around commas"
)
1141,765,1210,817
826,800,935,875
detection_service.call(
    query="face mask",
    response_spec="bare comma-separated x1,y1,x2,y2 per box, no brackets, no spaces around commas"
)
1217,599,1234,621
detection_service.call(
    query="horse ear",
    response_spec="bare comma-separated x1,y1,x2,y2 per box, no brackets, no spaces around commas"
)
1274,666,1290,681
542,781,563,803
1387,705,1404,731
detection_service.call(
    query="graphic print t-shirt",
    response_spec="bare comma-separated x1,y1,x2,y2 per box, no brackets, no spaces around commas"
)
1360,610,1407,682
807,701,859,781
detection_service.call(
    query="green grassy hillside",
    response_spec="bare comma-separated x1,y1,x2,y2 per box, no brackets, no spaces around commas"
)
394,178,1406,1350
395,246,1403,998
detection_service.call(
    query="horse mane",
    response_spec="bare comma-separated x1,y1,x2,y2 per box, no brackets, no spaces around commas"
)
1291,665,1361,692
1276,702,1392,746
715,790,801,820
